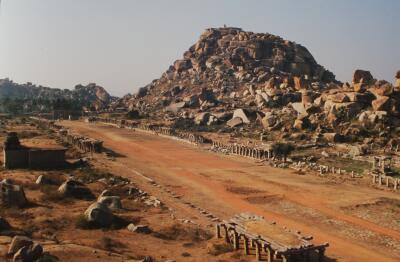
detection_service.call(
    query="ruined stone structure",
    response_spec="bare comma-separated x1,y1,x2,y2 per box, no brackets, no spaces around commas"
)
212,140,273,160
58,130,103,153
371,174,399,191
92,117,209,145
216,213,328,262
29,117,103,154
3,132,66,169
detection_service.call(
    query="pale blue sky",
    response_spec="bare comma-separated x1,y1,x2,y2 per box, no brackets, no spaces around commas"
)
0,0,399,96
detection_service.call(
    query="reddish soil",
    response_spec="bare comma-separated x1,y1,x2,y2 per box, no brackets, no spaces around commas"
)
60,121,400,262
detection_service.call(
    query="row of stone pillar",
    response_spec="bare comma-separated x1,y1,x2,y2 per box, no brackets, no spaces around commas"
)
95,118,207,145
318,165,362,178
211,141,272,160
215,224,325,262
60,133,103,153
371,174,399,190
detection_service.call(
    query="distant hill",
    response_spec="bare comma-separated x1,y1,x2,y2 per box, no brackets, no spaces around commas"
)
0,79,115,114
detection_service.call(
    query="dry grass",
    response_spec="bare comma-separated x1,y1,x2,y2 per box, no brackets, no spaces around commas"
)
97,236,126,251
39,185,69,203
207,242,234,256
153,224,212,242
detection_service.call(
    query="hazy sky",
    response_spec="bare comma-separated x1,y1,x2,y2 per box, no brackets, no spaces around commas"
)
0,0,399,96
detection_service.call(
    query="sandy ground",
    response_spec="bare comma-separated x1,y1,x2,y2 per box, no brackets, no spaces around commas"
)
57,120,400,262
0,123,250,262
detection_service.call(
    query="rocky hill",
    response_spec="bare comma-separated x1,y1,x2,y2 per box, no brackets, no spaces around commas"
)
121,27,337,113
122,27,400,149
0,79,114,113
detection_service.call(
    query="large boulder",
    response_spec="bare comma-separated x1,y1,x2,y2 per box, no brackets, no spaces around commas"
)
8,236,33,255
261,113,277,129
84,202,113,227
232,109,255,124
194,112,210,125
327,93,350,103
58,180,93,199
183,95,199,107
35,175,56,185
165,102,186,113
352,70,374,85
0,180,27,208
323,133,343,143
372,96,390,111
97,196,122,209
293,76,310,90
174,59,192,72
291,102,308,116
369,83,393,97
13,243,43,262
226,117,243,128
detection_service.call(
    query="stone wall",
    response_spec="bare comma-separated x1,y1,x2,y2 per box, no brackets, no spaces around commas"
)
3,149,29,169
28,149,66,169
3,148,66,169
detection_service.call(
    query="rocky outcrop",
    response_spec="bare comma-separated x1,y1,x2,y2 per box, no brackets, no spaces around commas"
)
122,27,337,120
0,79,115,113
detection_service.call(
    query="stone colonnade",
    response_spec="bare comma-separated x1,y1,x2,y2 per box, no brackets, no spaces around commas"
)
371,174,399,190
215,223,327,262
58,130,103,153
212,141,272,160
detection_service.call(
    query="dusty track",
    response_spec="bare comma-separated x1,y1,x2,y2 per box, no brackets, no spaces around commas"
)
61,121,400,262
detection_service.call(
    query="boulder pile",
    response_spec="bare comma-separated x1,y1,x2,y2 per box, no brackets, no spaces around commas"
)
115,27,400,147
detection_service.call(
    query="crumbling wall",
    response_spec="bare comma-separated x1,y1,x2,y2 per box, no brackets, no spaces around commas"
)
28,149,66,169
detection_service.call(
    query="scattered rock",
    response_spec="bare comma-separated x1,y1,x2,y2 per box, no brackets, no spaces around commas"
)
13,243,43,262
0,180,27,208
97,196,122,209
8,236,33,255
58,179,93,199
226,117,243,128
84,202,113,227
127,224,151,234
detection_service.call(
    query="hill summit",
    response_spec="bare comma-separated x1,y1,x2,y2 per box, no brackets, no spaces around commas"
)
119,27,337,112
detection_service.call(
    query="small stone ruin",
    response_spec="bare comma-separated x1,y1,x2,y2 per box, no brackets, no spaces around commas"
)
3,132,67,169
215,212,328,262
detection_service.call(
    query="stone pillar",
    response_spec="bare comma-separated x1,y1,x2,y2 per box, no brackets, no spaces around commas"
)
233,231,239,250
386,177,390,187
255,241,261,261
264,245,273,262
319,166,323,175
222,225,229,243
378,176,382,186
215,224,221,238
243,236,249,255
318,248,325,262
282,255,289,262
332,166,335,174
394,179,398,190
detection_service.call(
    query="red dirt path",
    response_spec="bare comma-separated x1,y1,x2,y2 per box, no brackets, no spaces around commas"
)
61,121,400,262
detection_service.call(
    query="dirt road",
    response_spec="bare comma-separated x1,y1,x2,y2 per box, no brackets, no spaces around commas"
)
61,121,400,262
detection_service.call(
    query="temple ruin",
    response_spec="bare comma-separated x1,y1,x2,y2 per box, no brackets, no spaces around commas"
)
3,132,66,169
